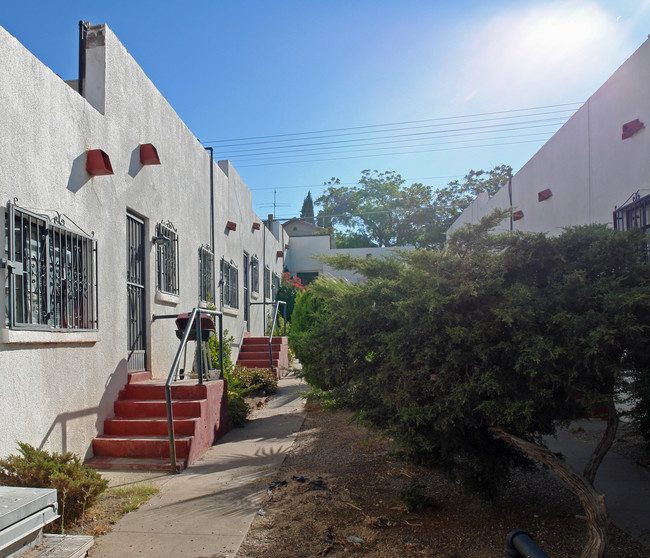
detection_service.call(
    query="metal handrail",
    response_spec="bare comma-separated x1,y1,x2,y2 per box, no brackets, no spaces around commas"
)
268,300,287,376
250,300,286,376
153,308,223,473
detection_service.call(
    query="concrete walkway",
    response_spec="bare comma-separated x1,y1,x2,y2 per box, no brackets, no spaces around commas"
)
89,375,307,558
546,420,650,548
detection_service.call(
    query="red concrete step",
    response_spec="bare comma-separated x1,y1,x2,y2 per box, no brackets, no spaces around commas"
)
127,370,153,383
113,399,205,419
119,383,207,401
87,456,186,472
236,360,278,368
92,435,191,459
242,337,285,347
238,352,280,362
104,417,197,437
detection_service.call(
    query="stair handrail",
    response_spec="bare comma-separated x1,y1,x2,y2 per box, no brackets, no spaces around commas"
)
267,300,287,376
153,307,223,473
249,300,286,375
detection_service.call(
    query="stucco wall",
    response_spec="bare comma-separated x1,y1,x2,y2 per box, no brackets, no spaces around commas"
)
448,38,650,236
0,24,283,460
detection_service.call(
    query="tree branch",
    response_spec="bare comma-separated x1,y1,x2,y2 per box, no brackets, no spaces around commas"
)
489,427,609,558
583,397,619,486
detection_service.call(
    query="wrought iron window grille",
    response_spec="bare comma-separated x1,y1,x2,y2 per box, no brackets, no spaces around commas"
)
220,258,239,309
272,272,281,301
198,244,214,303
251,256,259,293
264,265,271,300
155,221,179,295
4,201,98,330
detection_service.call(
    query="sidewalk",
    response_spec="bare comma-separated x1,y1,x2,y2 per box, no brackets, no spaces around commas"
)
546,420,650,548
89,375,307,558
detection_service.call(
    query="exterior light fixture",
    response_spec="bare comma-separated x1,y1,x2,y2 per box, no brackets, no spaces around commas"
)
140,143,161,165
512,210,524,221
538,189,552,202
226,221,237,231
252,222,261,230
276,250,284,258
86,149,114,176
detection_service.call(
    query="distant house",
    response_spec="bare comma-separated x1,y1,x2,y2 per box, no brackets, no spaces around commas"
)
282,220,413,284
448,38,650,237
0,23,284,463
283,218,326,238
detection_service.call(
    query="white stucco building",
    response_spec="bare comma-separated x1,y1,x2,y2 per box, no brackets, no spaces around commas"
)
448,37,650,237
283,220,413,284
0,23,285,461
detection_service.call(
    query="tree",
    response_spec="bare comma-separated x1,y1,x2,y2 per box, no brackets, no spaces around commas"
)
300,191,315,224
290,214,650,558
432,164,512,229
315,166,512,249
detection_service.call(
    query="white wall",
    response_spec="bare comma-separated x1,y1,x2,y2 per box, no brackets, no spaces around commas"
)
448,38,650,237
0,24,283,460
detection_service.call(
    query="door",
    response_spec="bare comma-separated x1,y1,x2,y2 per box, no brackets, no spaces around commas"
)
243,252,250,331
127,212,146,371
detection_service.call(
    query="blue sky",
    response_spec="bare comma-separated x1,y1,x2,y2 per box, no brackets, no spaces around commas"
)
2,1,650,220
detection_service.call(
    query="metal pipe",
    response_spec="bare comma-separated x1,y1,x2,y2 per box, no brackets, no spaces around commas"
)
505,530,549,558
205,148,214,254
78,21,89,95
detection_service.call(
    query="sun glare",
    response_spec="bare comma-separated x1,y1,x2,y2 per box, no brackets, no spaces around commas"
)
447,1,629,107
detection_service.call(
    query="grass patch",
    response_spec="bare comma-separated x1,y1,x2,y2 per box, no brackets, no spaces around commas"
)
68,483,159,537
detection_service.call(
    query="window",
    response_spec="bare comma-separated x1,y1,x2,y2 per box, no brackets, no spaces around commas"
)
614,192,650,232
198,244,214,303
264,265,271,299
221,258,239,308
5,202,98,330
251,256,259,293
272,272,281,300
155,221,178,295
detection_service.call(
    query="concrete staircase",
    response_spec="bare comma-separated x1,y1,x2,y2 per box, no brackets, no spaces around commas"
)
236,336,289,378
88,371,229,472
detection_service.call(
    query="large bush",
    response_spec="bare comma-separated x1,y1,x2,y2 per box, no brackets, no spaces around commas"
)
293,213,650,558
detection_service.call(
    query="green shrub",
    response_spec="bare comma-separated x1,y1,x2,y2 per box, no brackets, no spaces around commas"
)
230,365,278,395
228,391,249,427
0,442,108,532
399,481,436,512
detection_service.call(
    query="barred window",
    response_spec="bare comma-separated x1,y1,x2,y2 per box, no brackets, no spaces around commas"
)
198,245,214,303
221,258,239,309
264,265,271,299
155,221,179,295
5,203,98,330
272,272,281,300
251,256,259,293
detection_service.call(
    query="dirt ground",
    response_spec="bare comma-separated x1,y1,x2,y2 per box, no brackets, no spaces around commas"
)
237,403,649,558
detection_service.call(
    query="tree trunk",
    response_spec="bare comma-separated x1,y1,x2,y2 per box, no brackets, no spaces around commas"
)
490,428,609,558
583,397,618,486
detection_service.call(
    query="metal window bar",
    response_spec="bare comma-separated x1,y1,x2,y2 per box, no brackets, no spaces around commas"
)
272,272,280,300
6,203,97,330
264,265,271,299
613,192,650,260
220,258,239,309
198,245,214,303
156,222,179,295
251,256,259,293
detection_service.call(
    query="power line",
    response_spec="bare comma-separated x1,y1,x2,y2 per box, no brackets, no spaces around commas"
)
236,137,548,169
201,102,582,146
220,124,560,161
